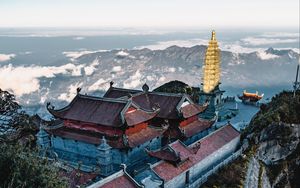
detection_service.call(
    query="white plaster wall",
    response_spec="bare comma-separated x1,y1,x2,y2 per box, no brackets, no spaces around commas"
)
191,136,240,181
164,136,240,188
165,171,188,188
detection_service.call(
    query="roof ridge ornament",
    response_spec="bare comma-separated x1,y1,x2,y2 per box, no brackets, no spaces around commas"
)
142,83,149,92
211,30,216,40
46,102,54,110
76,87,81,94
110,81,114,88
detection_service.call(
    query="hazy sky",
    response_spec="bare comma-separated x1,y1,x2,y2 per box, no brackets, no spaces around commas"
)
0,0,299,28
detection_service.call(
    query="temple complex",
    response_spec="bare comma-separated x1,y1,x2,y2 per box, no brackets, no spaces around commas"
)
37,83,212,177
36,30,246,187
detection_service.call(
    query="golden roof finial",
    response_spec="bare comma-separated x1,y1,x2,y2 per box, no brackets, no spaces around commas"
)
211,30,216,41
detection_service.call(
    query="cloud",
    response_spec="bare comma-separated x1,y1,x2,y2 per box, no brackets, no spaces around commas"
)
63,50,107,61
221,43,264,53
256,51,279,60
58,82,83,102
112,66,122,72
19,51,32,55
0,63,86,96
0,53,16,62
260,32,299,38
135,39,208,50
63,50,95,61
135,37,299,54
88,79,109,91
73,36,85,40
84,59,100,76
40,88,50,104
134,38,265,53
123,70,142,88
116,51,129,57
241,37,298,46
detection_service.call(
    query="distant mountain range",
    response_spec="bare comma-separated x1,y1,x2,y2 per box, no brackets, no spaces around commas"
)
13,45,298,117
76,45,299,90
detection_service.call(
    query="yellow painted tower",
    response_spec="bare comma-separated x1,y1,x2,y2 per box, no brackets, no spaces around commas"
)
202,30,221,93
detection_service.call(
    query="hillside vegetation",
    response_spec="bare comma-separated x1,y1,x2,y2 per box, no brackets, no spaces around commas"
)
0,89,67,188
153,80,200,102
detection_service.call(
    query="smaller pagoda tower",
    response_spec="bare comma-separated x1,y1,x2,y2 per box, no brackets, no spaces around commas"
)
97,136,113,176
36,127,51,155
199,30,225,119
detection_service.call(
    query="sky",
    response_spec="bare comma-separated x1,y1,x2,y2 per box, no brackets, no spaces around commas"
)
0,0,299,29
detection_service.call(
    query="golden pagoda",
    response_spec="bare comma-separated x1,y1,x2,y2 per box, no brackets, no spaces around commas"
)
202,30,221,93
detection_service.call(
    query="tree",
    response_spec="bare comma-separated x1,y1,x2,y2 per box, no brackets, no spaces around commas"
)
0,89,68,187
0,143,68,188
0,89,20,134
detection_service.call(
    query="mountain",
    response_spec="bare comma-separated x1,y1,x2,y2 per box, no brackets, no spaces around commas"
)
12,45,298,117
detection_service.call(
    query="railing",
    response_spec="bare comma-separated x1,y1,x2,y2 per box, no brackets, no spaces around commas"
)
188,148,243,188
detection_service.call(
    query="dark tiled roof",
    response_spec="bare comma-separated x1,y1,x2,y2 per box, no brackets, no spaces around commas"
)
48,127,101,145
47,124,166,149
124,108,159,126
101,86,208,120
127,126,166,148
147,140,193,163
103,87,141,98
152,125,240,182
47,127,125,148
163,126,182,139
181,103,207,118
64,120,123,137
48,94,128,127
100,174,139,188
180,119,214,138
132,92,183,119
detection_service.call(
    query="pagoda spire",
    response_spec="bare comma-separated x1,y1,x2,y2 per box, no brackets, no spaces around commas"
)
202,30,221,93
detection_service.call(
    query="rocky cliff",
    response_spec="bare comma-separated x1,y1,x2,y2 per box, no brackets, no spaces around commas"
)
203,90,300,188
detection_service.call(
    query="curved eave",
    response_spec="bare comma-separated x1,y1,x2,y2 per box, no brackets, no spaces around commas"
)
125,109,160,126
181,103,208,119
46,94,80,118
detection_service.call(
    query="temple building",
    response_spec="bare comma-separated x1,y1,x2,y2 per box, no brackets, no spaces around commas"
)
238,90,264,105
199,31,225,120
37,83,211,177
88,124,241,188
104,83,213,145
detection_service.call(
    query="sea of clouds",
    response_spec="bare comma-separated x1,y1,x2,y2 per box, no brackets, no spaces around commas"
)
0,31,298,111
